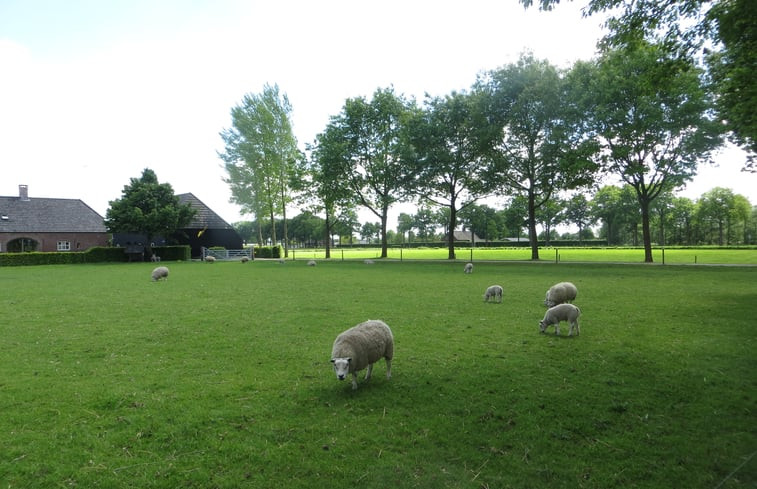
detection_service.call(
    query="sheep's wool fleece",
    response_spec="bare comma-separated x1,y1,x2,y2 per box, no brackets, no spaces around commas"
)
331,320,394,374
151,266,169,281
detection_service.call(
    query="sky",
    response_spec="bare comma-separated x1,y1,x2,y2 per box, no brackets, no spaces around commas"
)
1,0,755,229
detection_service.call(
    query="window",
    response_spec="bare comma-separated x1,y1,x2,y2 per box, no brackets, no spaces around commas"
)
57,241,71,251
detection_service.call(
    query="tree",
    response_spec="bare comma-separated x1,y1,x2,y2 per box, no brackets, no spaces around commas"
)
412,205,438,241
535,197,565,246
696,187,736,244
520,0,755,170
316,87,415,258
564,193,595,243
591,185,639,245
306,138,356,258
219,83,302,256
476,54,598,259
397,213,414,244
577,42,722,261
406,91,497,259
707,0,757,170
105,168,195,256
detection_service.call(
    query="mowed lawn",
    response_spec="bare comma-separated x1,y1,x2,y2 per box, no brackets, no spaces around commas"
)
0,260,755,488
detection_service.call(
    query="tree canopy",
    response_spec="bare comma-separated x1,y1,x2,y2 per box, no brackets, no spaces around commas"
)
219,83,302,254
105,168,196,252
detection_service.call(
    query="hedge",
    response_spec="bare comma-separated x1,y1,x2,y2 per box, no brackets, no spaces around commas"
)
0,246,191,267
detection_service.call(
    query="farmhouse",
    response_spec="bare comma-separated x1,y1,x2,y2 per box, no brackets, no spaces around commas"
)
111,193,243,259
0,185,110,253
451,230,484,243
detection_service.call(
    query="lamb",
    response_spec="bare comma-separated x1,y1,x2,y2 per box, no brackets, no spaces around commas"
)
241,256,249,263
543,281,578,307
483,285,503,303
307,260,317,266
205,255,216,263
464,263,473,274
364,259,375,265
151,266,169,281
539,304,581,336
331,319,394,390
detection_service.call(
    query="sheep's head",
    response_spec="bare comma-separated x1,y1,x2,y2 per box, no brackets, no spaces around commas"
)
539,320,547,333
330,358,351,380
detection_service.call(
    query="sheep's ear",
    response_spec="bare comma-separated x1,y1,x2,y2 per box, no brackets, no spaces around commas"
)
330,359,335,364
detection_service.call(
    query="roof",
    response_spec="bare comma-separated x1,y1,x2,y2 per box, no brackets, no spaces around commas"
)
452,230,483,242
0,194,106,233
177,193,235,230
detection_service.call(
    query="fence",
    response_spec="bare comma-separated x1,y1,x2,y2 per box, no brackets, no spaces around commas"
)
201,247,253,261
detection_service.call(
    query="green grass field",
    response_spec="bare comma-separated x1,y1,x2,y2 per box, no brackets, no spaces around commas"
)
291,246,757,264
1,259,755,488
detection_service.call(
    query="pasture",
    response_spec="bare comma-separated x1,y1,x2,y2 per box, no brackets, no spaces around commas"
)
0,259,755,488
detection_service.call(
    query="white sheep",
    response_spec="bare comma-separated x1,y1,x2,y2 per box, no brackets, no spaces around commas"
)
464,263,473,274
241,256,249,263
539,304,581,336
331,319,394,390
307,260,317,266
364,259,375,265
544,281,578,307
151,266,169,281
483,285,503,303
205,255,216,263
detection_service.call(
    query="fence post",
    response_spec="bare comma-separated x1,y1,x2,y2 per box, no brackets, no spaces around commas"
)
470,248,473,262
555,248,558,264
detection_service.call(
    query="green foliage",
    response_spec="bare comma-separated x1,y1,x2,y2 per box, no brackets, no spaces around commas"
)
253,245,282,259
314,87,416,258
0,246,191,266
0,262,754,488
151,245,191,261
105,168,196,243
219,83,303,246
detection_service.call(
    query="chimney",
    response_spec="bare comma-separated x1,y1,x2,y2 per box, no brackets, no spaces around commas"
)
19,185,29,201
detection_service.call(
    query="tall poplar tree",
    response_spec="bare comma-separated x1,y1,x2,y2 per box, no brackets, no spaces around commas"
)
219,83,302,254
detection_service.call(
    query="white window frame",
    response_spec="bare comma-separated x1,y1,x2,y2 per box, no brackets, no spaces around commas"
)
57,240,71,251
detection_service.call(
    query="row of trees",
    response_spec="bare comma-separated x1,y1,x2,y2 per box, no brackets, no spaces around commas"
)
235,185,756,248
219,1,753,263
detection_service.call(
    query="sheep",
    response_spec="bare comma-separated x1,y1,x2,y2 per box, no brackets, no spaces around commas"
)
151,266,169,281
205,255,216,263
307,260,317,266
150,254,161,262
543,281,578,307
483,285,503,303
331,319,394,390
539,304,581,336
464,263,473,274
364,259,375,265
241,256,249,263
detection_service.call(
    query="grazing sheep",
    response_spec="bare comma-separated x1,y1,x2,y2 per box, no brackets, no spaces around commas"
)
539,304,581,336
205,255,216,263
364,259,375,265
307,260,317,266
151,266,169,281
278,259,286,264
483,285,503,303
331,319,394,390
544,281,578,307
464,263,473,274
241,256,249,263
150,254,161,262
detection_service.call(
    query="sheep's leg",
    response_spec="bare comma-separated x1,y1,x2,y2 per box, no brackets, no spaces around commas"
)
385,358,392,379
365,363,373,380
351,372,358,390
554,323,561,336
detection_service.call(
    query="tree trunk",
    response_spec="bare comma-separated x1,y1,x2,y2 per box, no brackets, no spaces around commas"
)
324,209,332,259
528,192,539,260
380,205,389,258
447,205,457,260
640,198,654,263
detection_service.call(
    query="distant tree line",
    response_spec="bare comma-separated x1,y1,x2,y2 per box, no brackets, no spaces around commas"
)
219,0,755,262
233,185,756,248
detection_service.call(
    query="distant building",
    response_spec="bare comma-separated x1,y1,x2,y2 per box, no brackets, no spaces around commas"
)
112,192,243,259
450,230,484,243
0,185,110,253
